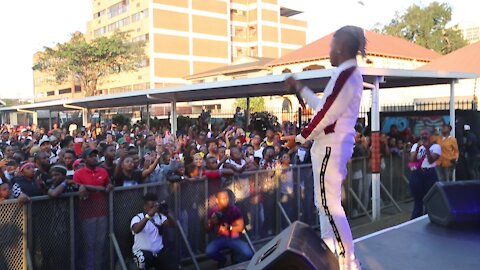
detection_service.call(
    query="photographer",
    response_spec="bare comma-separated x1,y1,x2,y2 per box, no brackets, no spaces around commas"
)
408,129,441,219
131,193,177,270
206,189,253,268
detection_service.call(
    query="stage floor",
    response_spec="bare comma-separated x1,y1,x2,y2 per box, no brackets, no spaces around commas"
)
354,215,480,270
222,215,480,270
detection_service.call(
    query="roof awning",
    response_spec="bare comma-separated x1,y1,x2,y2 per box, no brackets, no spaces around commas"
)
1,68,477,112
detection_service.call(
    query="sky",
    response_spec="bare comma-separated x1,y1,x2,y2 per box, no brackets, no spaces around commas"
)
0,0,479,99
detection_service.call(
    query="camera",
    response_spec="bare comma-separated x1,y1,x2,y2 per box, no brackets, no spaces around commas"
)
157,201,169,215
214,211,223,219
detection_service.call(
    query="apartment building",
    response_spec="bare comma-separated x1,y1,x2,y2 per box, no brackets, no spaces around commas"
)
461,24,480,44
33,0,306,102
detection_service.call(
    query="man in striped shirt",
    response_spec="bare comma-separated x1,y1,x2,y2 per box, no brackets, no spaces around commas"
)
287,25,366,270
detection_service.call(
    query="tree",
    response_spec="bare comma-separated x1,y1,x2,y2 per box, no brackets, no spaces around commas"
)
112,114,132,128
33,31,145,96
379,2,467,54
248,111,280,137
234,97,265,112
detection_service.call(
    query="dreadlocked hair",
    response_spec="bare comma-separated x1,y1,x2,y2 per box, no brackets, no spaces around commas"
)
334,25,367,58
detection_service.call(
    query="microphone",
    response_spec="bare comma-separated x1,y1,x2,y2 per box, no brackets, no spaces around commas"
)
290,86,306,110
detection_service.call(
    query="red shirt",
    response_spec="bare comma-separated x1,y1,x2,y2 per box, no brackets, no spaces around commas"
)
73,166,109,219
208,205,243,238
74,143,83,156
202,170,222,196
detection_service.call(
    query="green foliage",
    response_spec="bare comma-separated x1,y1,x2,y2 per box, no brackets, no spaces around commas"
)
379,2,467,54
0,99,31,106
112,114,131,127
33,31,145,96
138,117,169,130
248,111,280,137
177,115,194,133
234,97,265,112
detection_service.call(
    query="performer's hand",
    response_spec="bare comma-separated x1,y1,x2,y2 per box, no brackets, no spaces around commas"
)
285,76,302,93
217,224,230,237
295,134,307,144
286,76,306,110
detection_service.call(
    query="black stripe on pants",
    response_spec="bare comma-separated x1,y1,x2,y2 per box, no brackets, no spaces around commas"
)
320,146,346,257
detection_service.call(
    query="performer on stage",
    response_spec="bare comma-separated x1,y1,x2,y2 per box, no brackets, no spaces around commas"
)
286,25,365,270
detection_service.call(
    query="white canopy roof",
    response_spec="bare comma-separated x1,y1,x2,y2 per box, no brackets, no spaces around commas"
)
1,67,477,112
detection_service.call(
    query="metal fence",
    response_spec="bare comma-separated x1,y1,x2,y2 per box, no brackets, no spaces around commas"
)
381,100,477,112
0,154,412,269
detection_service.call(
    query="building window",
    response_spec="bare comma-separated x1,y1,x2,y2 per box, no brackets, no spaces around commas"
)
249,46,257,57
108,17,130,32
107,0,129,19
302,64,325,71
47,91,55,96
282,68,292,73
233,47,246,58
282,98,292,113
136,58,150,68
231,26,245,38
94,9,105,19
94,27,106,37
59,88,71,95
249,26,257,37
131,9,148,22
131,12,141,22
231,9,246,16
132,33,148,42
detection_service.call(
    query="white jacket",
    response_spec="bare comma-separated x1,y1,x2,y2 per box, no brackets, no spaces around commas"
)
296,59,363,145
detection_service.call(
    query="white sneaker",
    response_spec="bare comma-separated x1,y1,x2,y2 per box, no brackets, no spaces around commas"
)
338,256,362,270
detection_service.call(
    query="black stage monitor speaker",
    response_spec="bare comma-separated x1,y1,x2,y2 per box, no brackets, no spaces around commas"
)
247,221,339,270
424,180,480,227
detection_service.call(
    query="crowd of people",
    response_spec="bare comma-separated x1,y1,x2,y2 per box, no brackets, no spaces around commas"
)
0,118,312,269
0,116,475,269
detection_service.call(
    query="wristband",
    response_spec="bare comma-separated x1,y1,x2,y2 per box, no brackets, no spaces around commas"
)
145,214,152,220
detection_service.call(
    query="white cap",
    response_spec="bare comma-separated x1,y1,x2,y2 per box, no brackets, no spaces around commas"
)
464,125,471,131
38,138,50,146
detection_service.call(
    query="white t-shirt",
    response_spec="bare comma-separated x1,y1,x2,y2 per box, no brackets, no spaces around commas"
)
254,147,264,159
69,124,77,135
222,159,250,199
411,143,442,169
131,213,167,253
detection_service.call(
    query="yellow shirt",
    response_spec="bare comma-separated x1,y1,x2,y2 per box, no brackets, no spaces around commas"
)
436,136,459,168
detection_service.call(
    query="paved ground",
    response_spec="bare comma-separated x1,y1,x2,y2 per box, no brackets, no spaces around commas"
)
182,201,414,270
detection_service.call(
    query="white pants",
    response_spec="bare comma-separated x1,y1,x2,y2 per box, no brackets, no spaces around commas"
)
311,140,359,269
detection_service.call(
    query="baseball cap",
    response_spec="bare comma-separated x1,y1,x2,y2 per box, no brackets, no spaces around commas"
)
81,148,99,159
464,125,471,131
49,135,58,142
38,138,51,146
73,158,84,168
117,137,127,145
19,162,35,172
49,165,68,175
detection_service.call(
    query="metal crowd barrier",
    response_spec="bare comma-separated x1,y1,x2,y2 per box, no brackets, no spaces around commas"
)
0,155,412,269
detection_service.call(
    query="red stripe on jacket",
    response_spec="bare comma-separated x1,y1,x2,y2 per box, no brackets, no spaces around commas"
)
301,66,356,139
